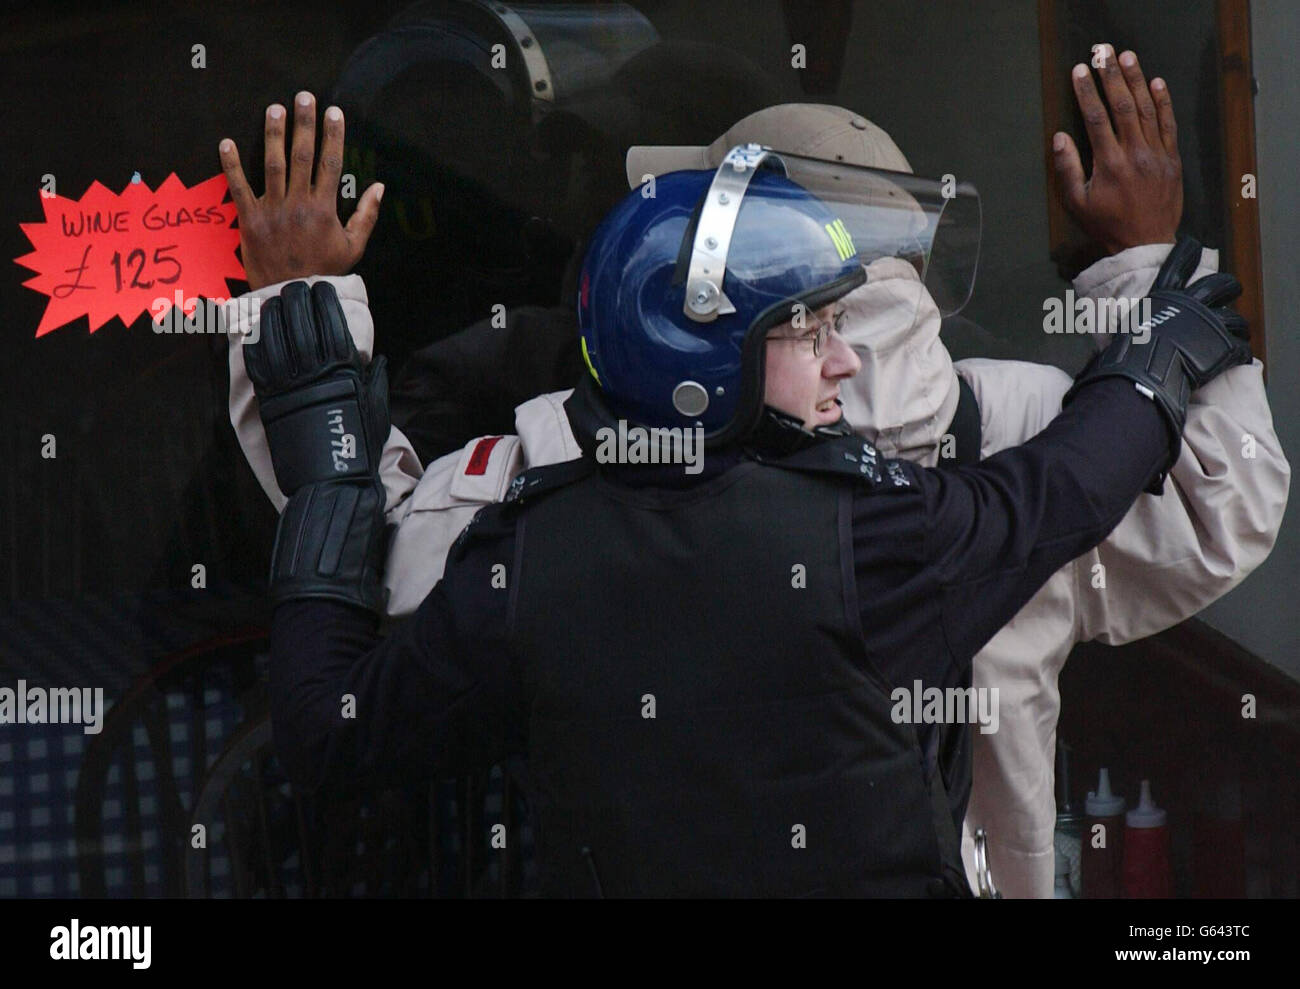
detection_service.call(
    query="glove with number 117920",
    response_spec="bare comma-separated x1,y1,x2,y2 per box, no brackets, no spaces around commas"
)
243,280,390,613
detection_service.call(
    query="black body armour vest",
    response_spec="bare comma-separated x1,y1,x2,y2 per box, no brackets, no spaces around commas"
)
504,440,969,897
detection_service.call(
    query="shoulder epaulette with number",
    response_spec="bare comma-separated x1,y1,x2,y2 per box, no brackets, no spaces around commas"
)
752,433,914,490
502,456,596,505
450,457,596,562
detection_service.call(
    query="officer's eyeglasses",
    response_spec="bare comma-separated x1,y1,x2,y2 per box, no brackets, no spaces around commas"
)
767,308,847,358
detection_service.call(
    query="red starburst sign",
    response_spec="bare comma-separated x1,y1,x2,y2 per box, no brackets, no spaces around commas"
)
15,173,245,337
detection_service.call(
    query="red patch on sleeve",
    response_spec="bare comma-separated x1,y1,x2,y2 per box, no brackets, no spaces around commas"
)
465,436,504,476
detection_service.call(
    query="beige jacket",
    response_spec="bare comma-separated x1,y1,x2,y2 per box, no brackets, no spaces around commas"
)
226,245,1289,898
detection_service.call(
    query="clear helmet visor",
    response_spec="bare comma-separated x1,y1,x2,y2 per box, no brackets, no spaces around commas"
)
484,2,659,124
676,144,981,322
756,148,981,318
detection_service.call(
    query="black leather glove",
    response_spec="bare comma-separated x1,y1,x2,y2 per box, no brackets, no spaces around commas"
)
269,479,390,613
244,280,392,613
244,280,389,496
1063,236,1252,493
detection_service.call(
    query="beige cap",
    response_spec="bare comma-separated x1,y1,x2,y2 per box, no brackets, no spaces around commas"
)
624,103,913,189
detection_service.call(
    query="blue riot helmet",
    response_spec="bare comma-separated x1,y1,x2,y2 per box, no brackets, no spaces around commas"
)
577,145,866,446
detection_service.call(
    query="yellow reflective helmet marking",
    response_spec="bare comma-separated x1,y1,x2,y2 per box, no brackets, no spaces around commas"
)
581,335,602,385
824,218,856,262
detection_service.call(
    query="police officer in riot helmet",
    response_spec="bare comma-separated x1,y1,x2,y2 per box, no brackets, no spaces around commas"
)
244,149,1251,895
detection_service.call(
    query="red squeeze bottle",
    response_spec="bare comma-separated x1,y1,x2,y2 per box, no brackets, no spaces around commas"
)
1122,780,1172,898
1082,768,1126,898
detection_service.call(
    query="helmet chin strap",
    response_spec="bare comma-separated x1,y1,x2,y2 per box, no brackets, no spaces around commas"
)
564,373,854,462
746,401,853,457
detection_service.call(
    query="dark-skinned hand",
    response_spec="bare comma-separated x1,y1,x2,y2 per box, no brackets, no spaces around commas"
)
218,91,384,291
1053,44,1183,255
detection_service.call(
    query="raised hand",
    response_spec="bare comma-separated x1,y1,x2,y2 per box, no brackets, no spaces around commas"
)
1052,45,1182,255
218,91,384,290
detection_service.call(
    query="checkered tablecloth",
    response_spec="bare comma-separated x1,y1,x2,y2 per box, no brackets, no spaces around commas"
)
1,673,252,897
0,585,265,897
1,585,536,898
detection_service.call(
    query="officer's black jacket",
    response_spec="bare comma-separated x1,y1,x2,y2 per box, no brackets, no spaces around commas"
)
270,377,1172,893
